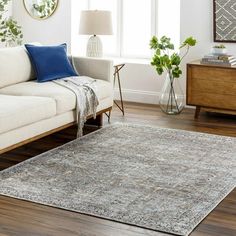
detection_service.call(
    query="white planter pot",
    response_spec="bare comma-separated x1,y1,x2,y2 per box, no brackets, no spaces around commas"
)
212,48,227,55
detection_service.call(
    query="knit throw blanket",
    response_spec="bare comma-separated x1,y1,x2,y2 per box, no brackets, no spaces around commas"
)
53,76,99,137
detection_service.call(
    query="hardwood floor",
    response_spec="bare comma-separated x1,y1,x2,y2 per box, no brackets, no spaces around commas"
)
0,102,236,236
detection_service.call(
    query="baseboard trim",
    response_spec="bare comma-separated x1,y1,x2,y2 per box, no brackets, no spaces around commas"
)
114,88,160,105
114,88,194,109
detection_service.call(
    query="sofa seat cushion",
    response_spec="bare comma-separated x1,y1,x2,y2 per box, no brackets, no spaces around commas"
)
0,46,35,88
0,81,76,115
0,95,56,134
0,78,113,114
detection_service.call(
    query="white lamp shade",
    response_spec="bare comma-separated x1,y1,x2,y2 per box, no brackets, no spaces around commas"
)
79,10,113,35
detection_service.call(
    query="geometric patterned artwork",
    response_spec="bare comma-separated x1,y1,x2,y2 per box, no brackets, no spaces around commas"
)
214,0,236,42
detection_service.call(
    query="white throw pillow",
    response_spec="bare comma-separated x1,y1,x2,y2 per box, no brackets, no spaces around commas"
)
0,45,36,88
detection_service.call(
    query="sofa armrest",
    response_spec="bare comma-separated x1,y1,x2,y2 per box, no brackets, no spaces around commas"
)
71,56,113,83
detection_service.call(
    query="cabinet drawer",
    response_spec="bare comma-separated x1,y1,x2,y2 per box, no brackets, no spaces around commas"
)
191,66,236,83
190,79,236,96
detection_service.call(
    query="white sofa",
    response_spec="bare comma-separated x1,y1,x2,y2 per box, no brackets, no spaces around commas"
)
0,46,113,153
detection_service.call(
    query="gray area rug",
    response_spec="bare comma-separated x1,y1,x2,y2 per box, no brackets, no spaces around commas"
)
0,123,236,236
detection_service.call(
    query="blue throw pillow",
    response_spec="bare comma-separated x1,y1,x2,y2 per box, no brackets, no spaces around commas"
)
25,43,78,82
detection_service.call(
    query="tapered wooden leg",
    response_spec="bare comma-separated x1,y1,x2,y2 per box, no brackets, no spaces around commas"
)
107,109,112,123
194,106,201,119
105,108,112,123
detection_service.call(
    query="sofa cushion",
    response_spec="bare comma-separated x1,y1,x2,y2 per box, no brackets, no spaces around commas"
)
0,78,113,114
25,44,78,82
0,46,35,89
0,95,56,134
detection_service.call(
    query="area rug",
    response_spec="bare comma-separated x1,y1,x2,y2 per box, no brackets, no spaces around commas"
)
0,123,236,236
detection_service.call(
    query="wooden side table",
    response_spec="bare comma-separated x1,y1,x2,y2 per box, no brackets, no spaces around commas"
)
106,63,125,122
187,61,236,118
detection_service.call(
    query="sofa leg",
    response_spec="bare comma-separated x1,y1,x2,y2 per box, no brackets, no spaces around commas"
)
86,114,103,127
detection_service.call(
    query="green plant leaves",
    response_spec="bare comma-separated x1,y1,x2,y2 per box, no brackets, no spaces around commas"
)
0,0,23,46
180,37,197,49
213,44,225,49
0,0,11,14
149,36,158,49
170,53,181,66
172,67,182,78
150,35,196,79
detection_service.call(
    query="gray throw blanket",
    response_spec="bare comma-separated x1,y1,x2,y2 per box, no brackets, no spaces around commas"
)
53,76,99,137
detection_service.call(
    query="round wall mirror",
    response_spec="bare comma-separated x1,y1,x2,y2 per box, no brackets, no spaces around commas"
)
23,0,59,20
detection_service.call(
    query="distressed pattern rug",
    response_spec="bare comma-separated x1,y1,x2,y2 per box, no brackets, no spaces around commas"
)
0,123,236,236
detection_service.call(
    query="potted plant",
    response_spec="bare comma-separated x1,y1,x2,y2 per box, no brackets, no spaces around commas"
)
0,0,23,47
150,36,196,115
212,44,227,55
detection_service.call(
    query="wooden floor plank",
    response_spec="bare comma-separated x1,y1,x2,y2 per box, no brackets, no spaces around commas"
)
0,102,235,236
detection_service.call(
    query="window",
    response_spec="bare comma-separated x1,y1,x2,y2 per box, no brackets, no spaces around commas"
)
80,0,180,59
122,0,152,57
158,0,180,50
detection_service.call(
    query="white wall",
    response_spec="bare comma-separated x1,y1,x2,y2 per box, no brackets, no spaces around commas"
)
7,1,12,16
12,0,72,52
115,62,162,105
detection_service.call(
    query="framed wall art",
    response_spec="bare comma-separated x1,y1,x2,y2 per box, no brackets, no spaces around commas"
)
213,0,236,42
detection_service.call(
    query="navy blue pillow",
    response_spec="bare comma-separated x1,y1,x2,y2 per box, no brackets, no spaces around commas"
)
25,43,78,82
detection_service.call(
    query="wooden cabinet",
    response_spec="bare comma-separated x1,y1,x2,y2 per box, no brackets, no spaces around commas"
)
187,61,236,118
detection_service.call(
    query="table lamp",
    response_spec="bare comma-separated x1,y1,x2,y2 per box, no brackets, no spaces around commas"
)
79,10,113,57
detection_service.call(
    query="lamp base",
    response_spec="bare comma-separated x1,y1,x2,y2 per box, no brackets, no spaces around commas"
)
86,35,103,57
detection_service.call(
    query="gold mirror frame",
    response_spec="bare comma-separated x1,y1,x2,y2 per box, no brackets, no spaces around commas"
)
23,0,59,20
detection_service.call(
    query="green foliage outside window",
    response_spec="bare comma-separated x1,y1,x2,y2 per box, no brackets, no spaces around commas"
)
33,0,57,19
